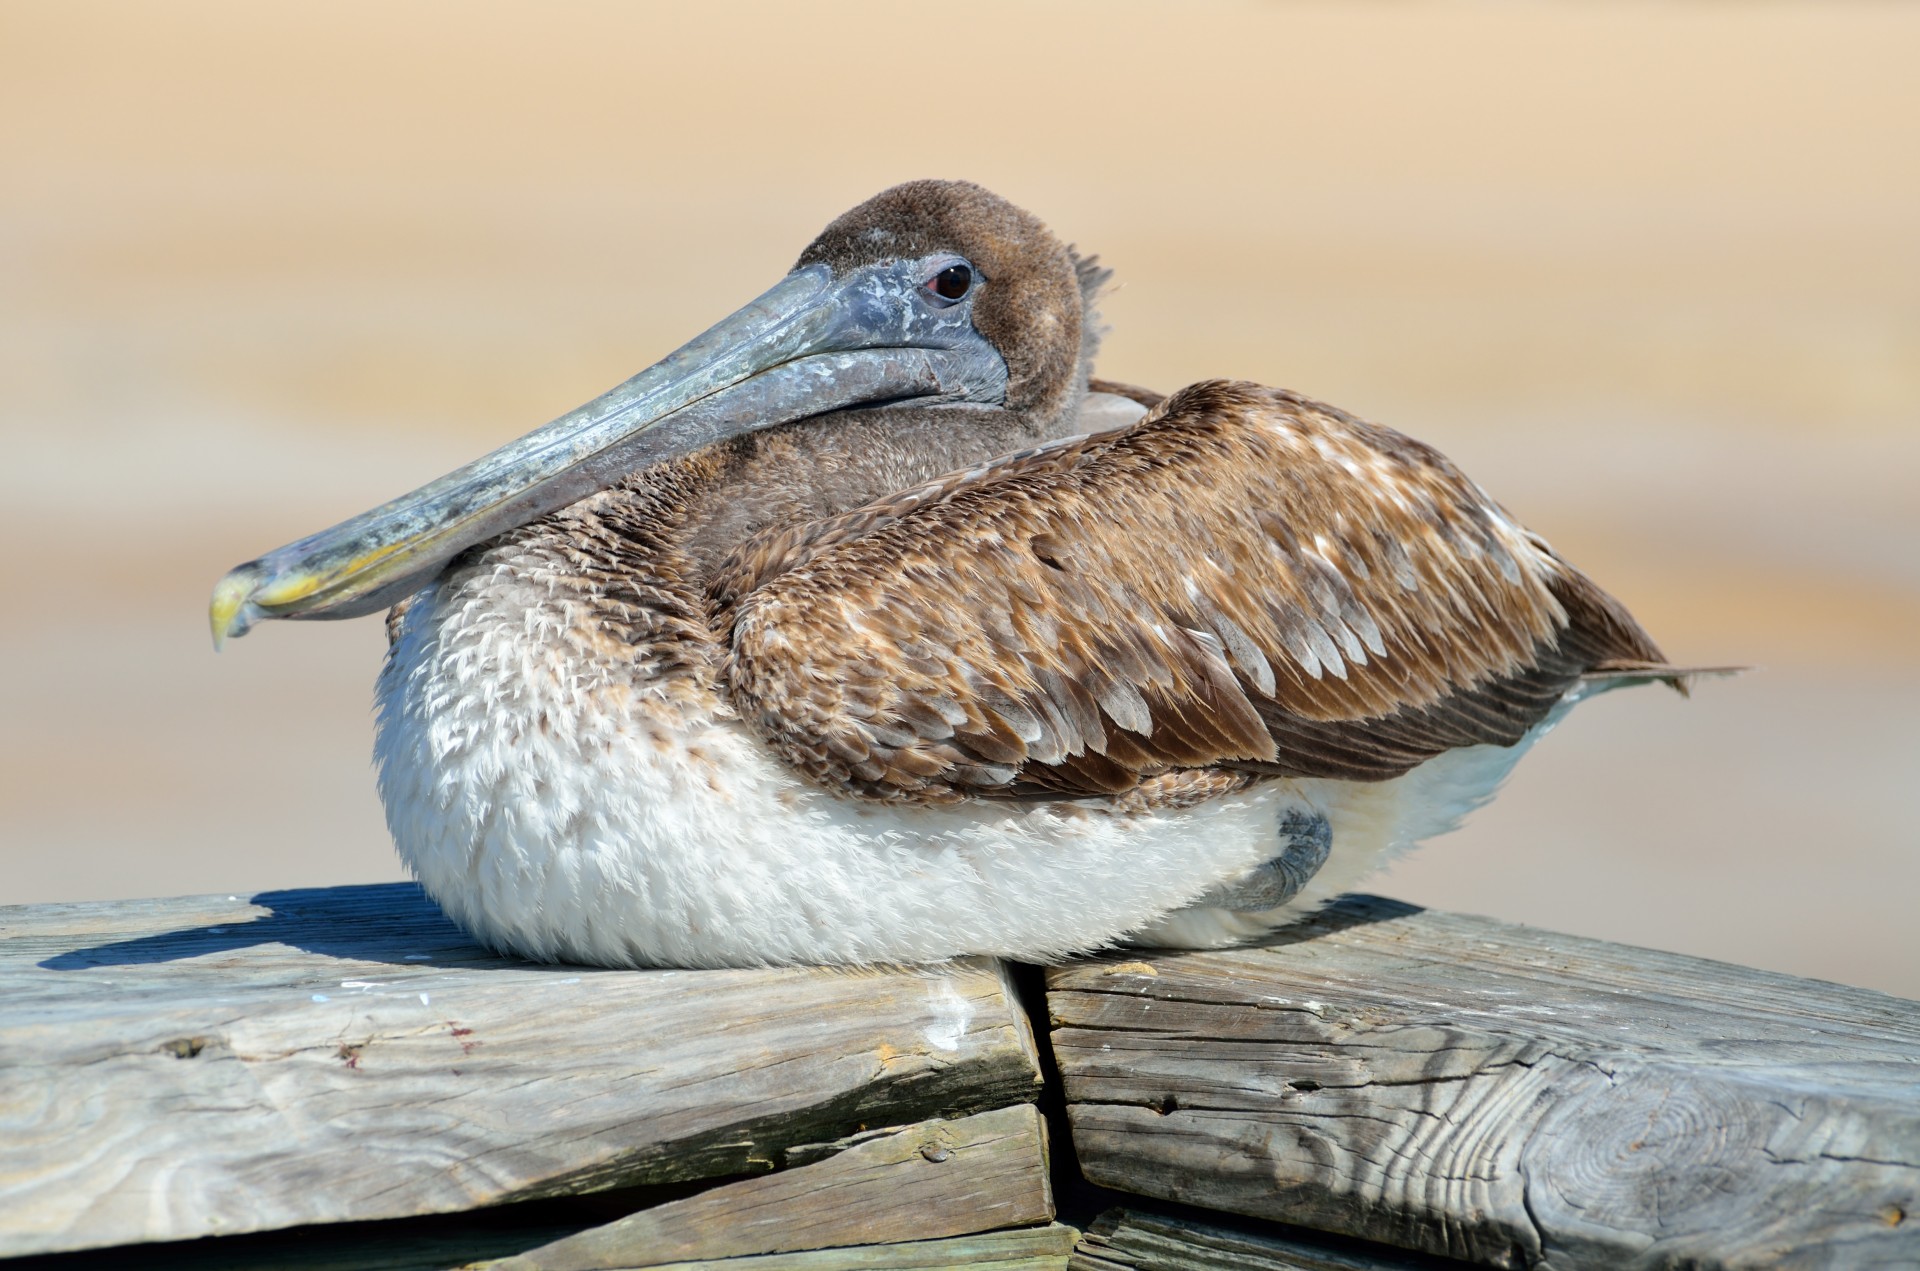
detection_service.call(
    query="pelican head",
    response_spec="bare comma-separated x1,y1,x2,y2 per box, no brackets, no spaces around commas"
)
210,180,1091,647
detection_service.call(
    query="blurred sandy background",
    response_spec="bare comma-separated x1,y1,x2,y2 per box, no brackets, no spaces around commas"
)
2,2,1914,994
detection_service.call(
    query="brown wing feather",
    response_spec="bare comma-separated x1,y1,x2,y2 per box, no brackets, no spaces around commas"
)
716,380,1668,803
1086,377,1167,409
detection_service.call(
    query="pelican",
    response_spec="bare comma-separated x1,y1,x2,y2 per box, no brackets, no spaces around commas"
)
211,180,1703,968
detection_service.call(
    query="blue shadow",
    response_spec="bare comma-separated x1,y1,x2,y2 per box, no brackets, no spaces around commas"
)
34,882,519,971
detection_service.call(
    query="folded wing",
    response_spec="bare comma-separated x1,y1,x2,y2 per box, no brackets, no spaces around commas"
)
715,379,1669,803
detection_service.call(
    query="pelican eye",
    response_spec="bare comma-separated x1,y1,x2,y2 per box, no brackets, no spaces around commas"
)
928,263,974,301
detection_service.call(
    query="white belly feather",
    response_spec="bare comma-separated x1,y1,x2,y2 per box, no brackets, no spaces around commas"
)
375,579,1556,968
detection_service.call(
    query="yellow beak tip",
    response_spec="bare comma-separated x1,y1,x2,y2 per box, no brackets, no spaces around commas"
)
208,573,254,652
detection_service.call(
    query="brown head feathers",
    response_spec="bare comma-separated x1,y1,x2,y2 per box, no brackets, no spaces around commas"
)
799,179,1089,428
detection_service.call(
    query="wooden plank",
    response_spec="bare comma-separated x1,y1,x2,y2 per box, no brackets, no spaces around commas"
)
607,1223,1079,1270
489,1104,1053,1269
0,1221,1080,1271
0,1208,585,1271
1048,895,1920,1269
1069,1207,1446,1270
0,883,1042,1258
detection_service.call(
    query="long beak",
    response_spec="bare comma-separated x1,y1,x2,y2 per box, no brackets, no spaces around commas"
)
209,262,1005,647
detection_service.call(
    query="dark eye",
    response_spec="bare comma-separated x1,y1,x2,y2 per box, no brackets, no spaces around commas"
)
929,263,973,301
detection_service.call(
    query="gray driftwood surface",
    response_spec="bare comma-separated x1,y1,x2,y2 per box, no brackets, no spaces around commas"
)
598,1223,1080,1270
1049,895,1920,1270
0,883,1041,1259
490,1104,1054,1269
1069,1207,1439,1271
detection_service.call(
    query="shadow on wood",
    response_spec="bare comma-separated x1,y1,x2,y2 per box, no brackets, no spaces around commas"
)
35,883,511,970
10,885,1918,1269
0,886,1043,1259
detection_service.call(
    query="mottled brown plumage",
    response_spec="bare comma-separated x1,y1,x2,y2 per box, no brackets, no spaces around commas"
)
713,380,1668,804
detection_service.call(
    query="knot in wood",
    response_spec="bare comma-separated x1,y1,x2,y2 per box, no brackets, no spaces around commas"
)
1520,1063,1766,1240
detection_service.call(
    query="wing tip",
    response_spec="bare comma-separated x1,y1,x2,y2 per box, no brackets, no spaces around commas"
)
1582,660,1753,698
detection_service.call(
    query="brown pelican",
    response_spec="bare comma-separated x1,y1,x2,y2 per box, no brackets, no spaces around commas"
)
210,180,1701,968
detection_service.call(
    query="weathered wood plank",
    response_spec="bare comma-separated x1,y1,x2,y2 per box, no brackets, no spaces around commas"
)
0,1228,1082,1271
608,1223,1079,1269
1069,1207,1446,1270
489,1104,1053,1269
0,1209,584,1271
0,884,1042,1258
0,1221,1081,1271
1049,896,1920,1269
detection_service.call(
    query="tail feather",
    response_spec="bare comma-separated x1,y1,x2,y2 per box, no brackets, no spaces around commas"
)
1580,661,1751,698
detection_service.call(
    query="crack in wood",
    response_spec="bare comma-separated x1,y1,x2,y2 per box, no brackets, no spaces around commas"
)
1049,896,1920,1270
8,889,1919,1268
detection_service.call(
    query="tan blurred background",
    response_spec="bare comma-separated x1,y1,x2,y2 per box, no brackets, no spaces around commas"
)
2,2,1915,993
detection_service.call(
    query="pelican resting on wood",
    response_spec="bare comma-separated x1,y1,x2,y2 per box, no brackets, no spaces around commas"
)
211,180,1705,968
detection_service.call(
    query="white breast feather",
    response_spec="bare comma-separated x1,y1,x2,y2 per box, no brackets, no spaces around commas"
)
375,576,1561,968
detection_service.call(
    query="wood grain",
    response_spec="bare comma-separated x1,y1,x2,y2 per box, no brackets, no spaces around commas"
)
0,884,1041,1258
615,1223,1078,1270
1069,1207,1441,1271
1049,896,1920,1269
491,1104,1053,1269
0,1223,1082,1271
